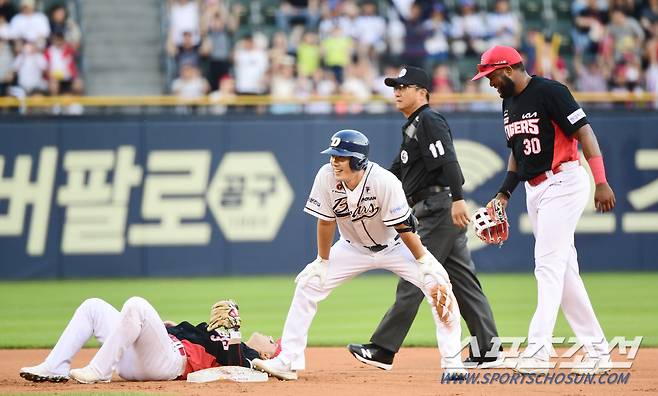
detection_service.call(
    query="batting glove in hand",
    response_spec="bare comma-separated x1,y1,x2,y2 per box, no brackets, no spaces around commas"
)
295,256,329,288
207,299,241,332
472,198,509,246
416,252,449,289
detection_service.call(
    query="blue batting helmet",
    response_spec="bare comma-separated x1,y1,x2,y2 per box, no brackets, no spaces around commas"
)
321,129,369,171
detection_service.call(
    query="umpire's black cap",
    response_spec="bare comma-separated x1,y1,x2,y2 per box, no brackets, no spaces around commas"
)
384,66,431,91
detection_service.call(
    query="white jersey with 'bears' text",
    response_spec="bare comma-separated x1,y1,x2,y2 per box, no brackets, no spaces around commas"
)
304,162,411,248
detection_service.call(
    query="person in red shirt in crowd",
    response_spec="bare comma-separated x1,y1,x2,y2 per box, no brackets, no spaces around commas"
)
44,31,83,95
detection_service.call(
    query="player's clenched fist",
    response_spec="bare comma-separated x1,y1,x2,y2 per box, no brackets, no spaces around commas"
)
207,299,241,332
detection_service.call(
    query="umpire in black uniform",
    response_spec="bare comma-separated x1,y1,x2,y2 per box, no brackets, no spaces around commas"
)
347,66,500,368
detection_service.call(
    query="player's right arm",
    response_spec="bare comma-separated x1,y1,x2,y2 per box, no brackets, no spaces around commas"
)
573,124,615,212
494,153,518,208
316,219,335,260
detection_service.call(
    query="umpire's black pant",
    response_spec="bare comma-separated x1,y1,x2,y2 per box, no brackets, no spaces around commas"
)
370,191,499,358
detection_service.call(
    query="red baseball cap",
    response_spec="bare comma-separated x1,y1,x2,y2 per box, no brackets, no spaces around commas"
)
471,45,523,81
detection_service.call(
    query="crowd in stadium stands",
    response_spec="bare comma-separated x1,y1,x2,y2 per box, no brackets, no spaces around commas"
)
163,0,658,113
3,0,658,113
0,0,82,108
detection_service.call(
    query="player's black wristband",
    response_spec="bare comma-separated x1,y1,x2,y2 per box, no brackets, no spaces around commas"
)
498,171,520,199
443,161,465,201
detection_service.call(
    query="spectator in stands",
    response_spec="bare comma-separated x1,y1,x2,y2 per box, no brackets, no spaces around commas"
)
13,41,47,95
296,30,320,78
353,1,386,59
400,3,428,67
270,56,300,114
609,0,637,17
171,60,210,101
574,55,608,92
233,33,269,95
533,34,569,84
208,75,236,115
10,0,50,48
321,22,352,83
487,0,520,48
423,4,450,66
45,32,82,96
385,2,405,59
640,0,658,34
168,30,207,75
276,0,320,33
269,31,292,71
169,0,200,47
48,4,80,51
0,23,13,96
335,1,359,44
610,53,642,93
340,60,373,113
304,67,335,114
389,0,413,20
431,63,453,94
603,8,644,63
201,4,238,91
645,18,658,65
644,38,658,108
609,59,638,96
0,11,11,41
573,0,608,57
317,2,339,39
450,0,488,56
0,0,16,24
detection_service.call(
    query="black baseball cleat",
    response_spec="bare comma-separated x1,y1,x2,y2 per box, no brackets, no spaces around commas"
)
347,343,395,370
464,346,505,368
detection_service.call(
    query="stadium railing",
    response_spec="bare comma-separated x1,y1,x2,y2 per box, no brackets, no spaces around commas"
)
0,92,655,110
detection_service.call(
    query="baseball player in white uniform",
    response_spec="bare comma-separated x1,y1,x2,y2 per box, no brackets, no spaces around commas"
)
252,129,467,381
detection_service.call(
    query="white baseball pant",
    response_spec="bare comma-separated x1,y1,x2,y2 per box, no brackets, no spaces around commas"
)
42,297,186,380
524,164,609,360
277,239,464,371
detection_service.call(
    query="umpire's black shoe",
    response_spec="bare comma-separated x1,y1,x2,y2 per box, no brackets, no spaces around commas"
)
347,343,395,370
464,354,505,368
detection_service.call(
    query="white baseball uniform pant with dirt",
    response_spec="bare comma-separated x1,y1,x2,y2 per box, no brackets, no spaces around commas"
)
277,239,464,371
41,297,186,380
523,164,609,360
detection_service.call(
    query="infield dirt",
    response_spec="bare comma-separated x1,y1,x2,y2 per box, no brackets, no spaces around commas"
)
2,347,656,395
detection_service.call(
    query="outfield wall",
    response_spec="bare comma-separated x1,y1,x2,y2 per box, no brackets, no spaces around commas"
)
1,112,656,279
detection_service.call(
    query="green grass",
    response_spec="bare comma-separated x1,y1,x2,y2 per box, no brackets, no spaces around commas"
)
1,273,657,348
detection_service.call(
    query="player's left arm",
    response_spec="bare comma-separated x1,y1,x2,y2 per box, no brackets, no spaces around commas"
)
574,124,616,212
395,222,425,259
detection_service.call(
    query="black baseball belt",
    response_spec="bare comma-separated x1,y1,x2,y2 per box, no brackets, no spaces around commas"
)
347,235,401,252
407,185,450,207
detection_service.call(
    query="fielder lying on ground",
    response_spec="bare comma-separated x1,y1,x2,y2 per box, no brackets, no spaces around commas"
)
19,297,280,384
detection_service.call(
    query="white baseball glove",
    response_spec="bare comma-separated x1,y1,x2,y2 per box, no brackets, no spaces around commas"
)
295,256,329,288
